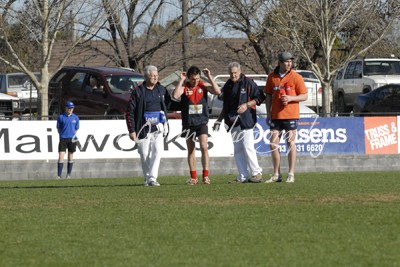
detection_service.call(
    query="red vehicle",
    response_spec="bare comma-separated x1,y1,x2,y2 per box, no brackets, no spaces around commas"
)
49,66,143,119
48,66,180,119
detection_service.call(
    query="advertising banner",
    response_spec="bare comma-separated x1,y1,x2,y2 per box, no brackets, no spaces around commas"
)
364,116,398,154
254,117,366,156
1,116,399,160
0,120,234,160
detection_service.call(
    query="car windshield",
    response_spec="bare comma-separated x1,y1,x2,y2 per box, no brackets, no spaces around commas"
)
8,73,40,87
297,71,318,80
363,61,400,76
105,75,144,93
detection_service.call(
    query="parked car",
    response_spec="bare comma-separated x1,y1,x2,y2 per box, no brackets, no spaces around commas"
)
353,83,400,116
49,66,141,119
333,57,400,114
295,70,327,112
0,92,24,120
0,72,39,113
49,66,181,120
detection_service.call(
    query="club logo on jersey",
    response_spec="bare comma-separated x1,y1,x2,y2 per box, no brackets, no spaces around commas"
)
241,87,246,94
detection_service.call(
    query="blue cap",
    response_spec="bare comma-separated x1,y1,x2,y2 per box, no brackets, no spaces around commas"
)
65,101,75,108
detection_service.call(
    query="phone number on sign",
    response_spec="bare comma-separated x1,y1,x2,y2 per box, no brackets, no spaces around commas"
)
278,144,324,153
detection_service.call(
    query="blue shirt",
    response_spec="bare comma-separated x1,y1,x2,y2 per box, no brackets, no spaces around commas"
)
57,113,80,139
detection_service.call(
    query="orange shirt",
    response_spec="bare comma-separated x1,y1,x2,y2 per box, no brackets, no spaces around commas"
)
265,69,307,119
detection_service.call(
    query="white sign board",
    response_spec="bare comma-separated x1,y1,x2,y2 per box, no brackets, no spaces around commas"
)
0,120,234,160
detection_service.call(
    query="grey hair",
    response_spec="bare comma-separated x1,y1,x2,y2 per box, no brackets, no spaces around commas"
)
144,65,158,77
228,62,241,70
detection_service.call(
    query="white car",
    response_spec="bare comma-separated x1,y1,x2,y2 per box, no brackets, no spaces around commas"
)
0,92,22,119
0,72,39,113
295,70,326,112
333,57,400,114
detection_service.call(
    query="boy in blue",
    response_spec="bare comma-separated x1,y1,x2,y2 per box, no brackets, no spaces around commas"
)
56,101,80,179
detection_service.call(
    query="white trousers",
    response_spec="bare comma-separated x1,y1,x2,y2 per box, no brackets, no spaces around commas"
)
231,126,262,181
137,131,163,184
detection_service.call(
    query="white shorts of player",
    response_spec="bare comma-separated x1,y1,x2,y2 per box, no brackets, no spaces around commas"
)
230,126,262,182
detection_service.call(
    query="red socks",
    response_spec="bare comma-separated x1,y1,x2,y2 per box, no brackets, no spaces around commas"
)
190,170,209,178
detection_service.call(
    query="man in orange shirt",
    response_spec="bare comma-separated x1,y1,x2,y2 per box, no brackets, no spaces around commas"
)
264,52,308,183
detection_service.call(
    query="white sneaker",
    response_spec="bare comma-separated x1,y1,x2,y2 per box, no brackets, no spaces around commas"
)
148,181,160,186
264,174,282,183
286,174,295,183
66,175,71,179
186,178,199,185
56,176,61,180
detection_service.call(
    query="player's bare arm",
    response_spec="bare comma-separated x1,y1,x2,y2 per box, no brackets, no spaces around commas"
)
202,68,221,95
172,71,186,100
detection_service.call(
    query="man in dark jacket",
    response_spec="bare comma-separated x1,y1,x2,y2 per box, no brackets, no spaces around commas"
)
217,62,265,183
126,65,171,186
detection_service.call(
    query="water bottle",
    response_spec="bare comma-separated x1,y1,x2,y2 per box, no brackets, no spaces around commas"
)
279,87,287,106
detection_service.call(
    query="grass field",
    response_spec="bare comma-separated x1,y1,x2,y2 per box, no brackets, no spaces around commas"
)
1,172,399,267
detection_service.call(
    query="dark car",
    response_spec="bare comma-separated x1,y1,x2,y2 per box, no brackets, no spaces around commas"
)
49,66,146,119
353,83,400,116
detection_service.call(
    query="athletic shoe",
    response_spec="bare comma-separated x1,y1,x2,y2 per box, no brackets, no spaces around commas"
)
264,174,282,183
286,174,295,183
66,175,71,179
203,176,210,185
249,173,262,183
148,181,160,186
56,176,61,180
186,178,199,185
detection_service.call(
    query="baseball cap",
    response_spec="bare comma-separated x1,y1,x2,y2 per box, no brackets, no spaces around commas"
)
65,101,75,108
278,52,295,62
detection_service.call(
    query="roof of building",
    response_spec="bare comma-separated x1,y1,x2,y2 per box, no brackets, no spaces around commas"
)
49,38,267,79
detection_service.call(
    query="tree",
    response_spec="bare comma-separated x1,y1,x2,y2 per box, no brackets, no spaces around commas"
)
208,0,276,73
0,0,105,118
210,0,400,115
268,0,400,115
95,0,212,73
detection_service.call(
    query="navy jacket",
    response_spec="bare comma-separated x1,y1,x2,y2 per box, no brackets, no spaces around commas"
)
222,74,265,130
126,82,172,139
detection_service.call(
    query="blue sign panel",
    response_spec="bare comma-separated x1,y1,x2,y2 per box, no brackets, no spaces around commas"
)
254,117,365,156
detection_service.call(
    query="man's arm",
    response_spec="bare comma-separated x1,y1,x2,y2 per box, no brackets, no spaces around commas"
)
283,92,308,104
213,106,225,131
202,68,221,95
172,72,186,100
265,93,272,125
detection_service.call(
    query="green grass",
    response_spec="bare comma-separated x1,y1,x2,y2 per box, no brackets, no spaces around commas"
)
1,172,399,267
